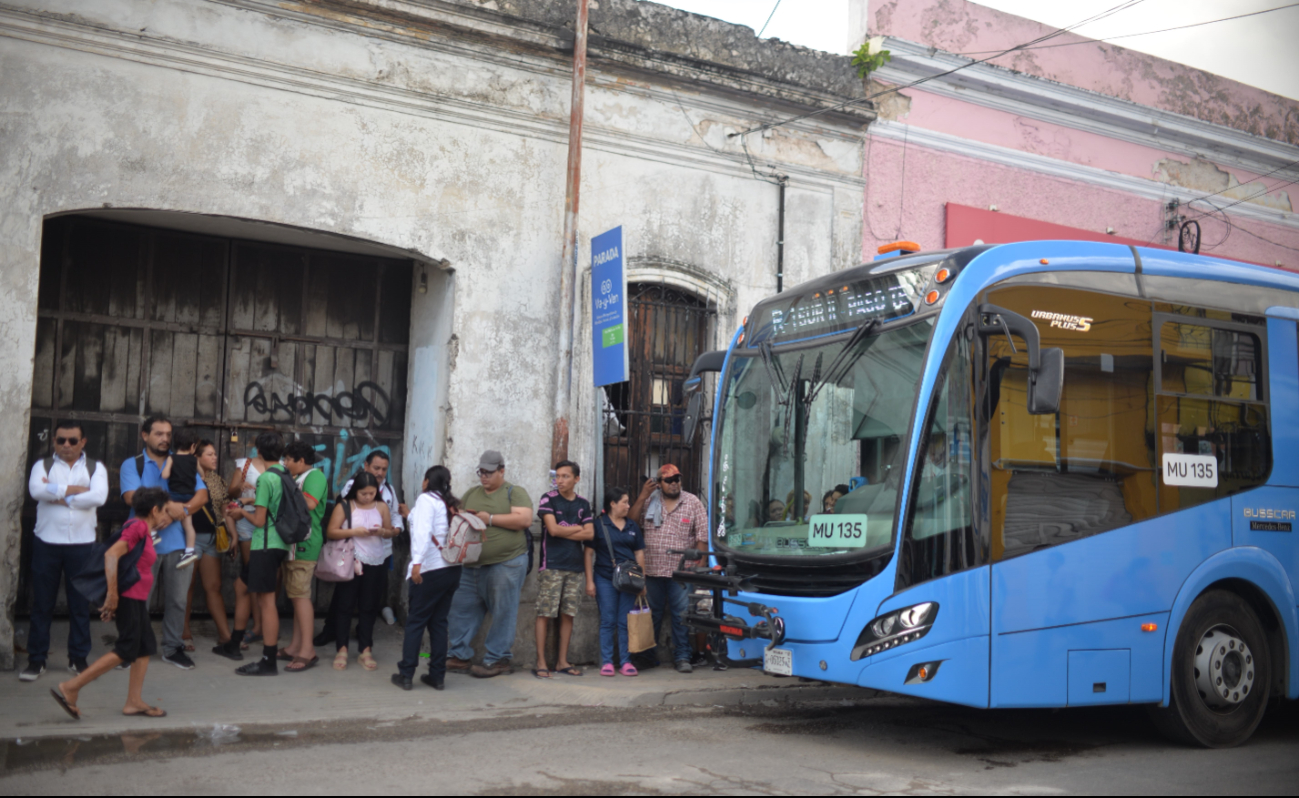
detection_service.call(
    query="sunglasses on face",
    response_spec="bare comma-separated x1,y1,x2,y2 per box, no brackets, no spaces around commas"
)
476,468,501,477
661,475,681,484
55,436,81,446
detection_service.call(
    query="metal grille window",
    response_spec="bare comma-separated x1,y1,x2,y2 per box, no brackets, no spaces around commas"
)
603,284,716,498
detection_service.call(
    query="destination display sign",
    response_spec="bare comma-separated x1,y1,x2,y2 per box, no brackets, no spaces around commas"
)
749,267,931,344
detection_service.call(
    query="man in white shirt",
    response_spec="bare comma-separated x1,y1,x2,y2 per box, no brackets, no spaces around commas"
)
314,450,408,647
22,421,109,682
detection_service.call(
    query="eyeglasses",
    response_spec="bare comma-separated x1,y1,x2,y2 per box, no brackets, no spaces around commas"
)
661,475,681,484
55,436,81,446
476,468,501,477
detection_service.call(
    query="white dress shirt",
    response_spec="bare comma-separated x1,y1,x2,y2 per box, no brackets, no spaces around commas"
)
28,454,110,545
406,492,452,579
340,477,404,559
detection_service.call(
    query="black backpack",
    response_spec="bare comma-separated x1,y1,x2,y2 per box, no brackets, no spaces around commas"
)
269,468,312,547
70,525,147,608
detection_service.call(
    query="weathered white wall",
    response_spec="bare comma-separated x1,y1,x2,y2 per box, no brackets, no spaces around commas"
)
0,0,868,667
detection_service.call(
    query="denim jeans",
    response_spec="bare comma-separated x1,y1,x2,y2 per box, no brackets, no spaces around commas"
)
594,573,636,667
645,576,692,663
446,551,528,665
149,549,189,654
397,566,462,679
27,538,94,665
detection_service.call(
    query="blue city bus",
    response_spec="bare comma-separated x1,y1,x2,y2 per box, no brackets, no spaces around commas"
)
676,240,1299,748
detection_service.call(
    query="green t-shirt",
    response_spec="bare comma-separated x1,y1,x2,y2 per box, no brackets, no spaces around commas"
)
462,482,532,567
294,468,328,562
253,465,289,552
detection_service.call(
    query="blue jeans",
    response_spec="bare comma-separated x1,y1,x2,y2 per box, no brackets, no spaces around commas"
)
446,551,528,665
594,573,636,667
27,538,94,665
645,576,692,663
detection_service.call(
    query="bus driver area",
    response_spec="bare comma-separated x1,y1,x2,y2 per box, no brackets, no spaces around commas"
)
674,239,1299,748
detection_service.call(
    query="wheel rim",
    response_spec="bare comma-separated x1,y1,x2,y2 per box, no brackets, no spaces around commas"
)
1193,624,1256,710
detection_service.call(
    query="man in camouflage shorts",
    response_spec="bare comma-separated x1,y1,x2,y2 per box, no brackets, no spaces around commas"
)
533,461,594,678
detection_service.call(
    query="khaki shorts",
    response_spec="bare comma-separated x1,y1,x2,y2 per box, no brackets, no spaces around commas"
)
536,568,583,619
282,559,317,599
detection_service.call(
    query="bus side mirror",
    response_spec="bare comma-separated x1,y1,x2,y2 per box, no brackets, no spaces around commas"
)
1029,347,1064,415
682,350,727,443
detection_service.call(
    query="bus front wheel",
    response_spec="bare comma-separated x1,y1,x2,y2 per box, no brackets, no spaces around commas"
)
1148,590,1271,748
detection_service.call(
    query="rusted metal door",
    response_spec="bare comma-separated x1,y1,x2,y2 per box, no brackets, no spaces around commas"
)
21,216,411,613
603,284,715,499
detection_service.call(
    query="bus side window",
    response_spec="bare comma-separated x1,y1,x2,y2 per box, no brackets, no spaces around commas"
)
985,286,1158,562
1155,316,1270,511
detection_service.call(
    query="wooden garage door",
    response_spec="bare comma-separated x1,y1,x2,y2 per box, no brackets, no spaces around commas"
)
21,216,412,612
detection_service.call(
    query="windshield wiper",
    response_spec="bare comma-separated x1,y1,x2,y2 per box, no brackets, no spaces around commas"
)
803,319,880,410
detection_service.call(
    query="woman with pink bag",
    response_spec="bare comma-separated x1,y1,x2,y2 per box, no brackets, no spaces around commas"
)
322,472,397,671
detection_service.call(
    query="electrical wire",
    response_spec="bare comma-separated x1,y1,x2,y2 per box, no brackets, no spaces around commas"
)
757,0,782,38
728,0,1150,139
1180,156,1299,209
1184,174,1299,223
957,3,1299,55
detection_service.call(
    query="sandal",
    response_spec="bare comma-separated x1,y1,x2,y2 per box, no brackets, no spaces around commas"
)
600,663,615,677
277,649,294,662
333,650,349,671
51,688,81,720
123,706,167,718
619,663,639,677
531,668,552,679
358,650,378,671
555,666,583,676
287,656,319,673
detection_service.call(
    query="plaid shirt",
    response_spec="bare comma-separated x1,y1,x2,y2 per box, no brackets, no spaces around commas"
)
642,490,708,578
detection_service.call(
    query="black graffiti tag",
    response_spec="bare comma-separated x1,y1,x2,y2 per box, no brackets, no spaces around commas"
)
243,381,391,427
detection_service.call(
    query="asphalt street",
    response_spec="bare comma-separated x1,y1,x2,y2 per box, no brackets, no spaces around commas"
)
3,691,1296,794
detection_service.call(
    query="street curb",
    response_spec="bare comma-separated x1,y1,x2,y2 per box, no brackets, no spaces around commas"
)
632,683,878,707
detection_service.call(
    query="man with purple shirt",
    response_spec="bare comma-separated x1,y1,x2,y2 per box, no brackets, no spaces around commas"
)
532,460,593,678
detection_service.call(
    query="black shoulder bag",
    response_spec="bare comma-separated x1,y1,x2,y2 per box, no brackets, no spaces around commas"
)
599,516,645,595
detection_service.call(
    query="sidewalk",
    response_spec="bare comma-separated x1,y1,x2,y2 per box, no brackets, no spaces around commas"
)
2,621,868,740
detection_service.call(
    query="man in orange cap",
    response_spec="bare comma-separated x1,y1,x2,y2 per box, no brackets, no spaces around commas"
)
630,464,707,673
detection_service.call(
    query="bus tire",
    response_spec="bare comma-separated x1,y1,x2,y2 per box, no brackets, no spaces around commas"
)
1148,590,1271,748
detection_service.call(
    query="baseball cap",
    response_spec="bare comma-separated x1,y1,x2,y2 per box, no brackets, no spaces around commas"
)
658,464,680,478
478,450,505,471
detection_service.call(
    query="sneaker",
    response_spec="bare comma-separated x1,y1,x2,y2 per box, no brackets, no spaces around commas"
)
391,673,413,691
18,662,45,682
176,551,199,569
469,660,513,679
235,658,278,676
445,657,471,674
419,674,445,690
162,649,196,670
115,662,130,671
69,658,89,676
690,651,709,667
211,640,244,661
675,659,693,674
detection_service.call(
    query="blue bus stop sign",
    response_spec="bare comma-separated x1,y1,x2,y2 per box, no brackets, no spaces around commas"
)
591,226,628,387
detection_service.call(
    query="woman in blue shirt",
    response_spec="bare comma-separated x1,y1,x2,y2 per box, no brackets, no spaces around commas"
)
584,486,645,677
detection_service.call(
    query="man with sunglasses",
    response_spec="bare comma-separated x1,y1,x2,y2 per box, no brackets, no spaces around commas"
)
22,421,109,681
445,450,533,678
630,464,707,674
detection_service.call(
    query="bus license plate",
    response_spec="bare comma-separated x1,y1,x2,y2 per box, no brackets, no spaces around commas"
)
764,647,793,676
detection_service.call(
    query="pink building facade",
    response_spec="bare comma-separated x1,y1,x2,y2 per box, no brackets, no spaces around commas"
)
847,0,1299,269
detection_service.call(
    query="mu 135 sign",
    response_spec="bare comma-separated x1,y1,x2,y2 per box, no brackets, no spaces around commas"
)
1162,453,1218,488
807,514,871,548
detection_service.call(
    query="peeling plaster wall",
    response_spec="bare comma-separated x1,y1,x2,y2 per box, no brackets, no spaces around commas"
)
0,0,867,667
859,0,1299,145
862,135,1299,268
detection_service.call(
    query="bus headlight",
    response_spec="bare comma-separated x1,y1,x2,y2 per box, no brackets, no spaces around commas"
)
850,602,939,661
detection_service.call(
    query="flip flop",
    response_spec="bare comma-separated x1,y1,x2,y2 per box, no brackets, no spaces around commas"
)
277,649,294,662
50,688,81,720
555,666,583,676
530,668,552,679
123,706,167,718
287,656,319,673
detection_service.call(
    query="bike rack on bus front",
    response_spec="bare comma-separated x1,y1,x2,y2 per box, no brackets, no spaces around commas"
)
672,549,786,669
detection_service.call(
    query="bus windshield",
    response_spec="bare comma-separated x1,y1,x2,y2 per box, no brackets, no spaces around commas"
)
714,316,935,557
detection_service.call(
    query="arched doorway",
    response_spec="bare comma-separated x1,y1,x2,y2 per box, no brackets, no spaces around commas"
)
603,284,716,499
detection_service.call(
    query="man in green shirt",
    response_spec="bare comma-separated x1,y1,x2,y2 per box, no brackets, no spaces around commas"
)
236,432,290,677
279,441,326,672
446,450,534,678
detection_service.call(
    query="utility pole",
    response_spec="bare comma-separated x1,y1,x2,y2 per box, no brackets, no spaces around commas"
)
551,0,589,467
